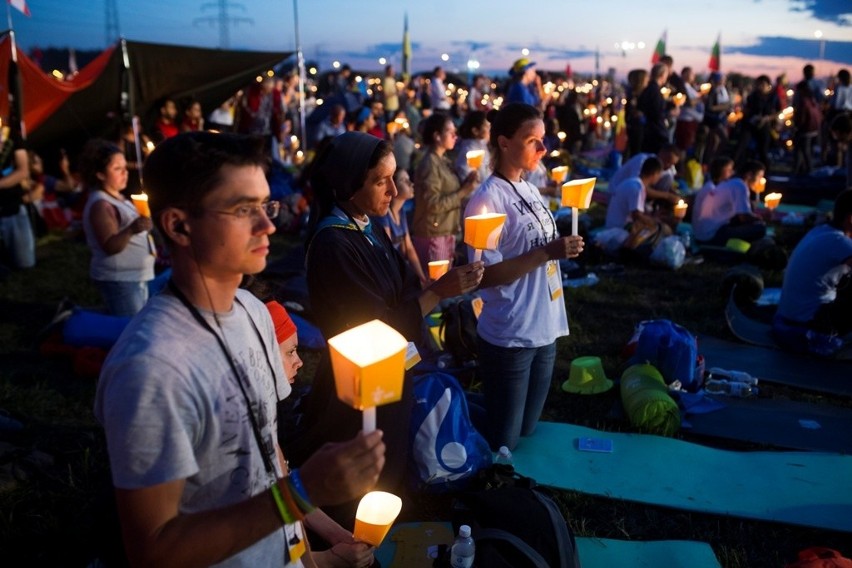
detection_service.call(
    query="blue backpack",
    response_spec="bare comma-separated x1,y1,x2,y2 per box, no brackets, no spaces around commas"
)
409,372,492,493
625,319,703,392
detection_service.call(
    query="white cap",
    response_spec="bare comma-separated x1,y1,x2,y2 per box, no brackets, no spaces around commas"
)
498,446,511,456
459,525,471,538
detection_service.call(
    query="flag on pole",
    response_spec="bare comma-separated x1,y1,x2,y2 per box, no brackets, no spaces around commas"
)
708,33,721,71
651,30,667,64
8,0,31,17
401,13,411,82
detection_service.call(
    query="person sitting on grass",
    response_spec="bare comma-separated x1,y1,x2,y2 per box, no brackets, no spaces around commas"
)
94,131,385,567
604,155,664,230
691,159,766,246
773,189,852,356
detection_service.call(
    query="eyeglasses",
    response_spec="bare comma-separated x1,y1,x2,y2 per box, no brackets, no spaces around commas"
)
204,200,281,221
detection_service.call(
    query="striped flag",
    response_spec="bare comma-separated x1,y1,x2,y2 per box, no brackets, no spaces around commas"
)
708,34,721,71
651,30,667,64
401,13,411,82
8,0,31,17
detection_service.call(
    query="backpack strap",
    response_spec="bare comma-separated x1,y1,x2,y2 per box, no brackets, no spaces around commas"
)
533,490,580,568
476,528,550,568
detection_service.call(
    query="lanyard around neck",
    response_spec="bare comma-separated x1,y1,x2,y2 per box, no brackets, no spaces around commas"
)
167,280,280,478
494,171,557,242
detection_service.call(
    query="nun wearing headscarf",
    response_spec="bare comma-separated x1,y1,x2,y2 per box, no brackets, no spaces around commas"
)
287,132,483,522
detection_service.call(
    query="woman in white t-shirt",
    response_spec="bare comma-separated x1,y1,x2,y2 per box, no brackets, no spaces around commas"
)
464,103,584,451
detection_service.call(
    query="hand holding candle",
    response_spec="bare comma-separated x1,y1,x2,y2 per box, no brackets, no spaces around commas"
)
327,320,408,433
674,199,688,219
561,177,596,236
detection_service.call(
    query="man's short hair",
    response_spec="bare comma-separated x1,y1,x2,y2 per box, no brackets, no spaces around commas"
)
143,132,268,232
738,159,765,179
640,156,663,177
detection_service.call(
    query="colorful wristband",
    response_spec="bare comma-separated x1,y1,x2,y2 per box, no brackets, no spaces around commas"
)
280,477,306,522
287,469,316,513
270,482,297,525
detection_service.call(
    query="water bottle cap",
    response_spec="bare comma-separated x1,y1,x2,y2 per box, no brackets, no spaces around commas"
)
459,525,471,538
498,445,510,456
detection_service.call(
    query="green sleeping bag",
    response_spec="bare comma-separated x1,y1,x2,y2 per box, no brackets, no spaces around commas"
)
620,363,680,436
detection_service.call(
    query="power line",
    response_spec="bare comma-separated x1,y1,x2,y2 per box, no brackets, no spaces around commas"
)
193,0,253,49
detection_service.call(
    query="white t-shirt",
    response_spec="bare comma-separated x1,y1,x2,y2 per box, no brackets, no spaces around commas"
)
692,177,752,242
605,177,645,229
465,175,569,348
94,289,303,567
608,153,675,194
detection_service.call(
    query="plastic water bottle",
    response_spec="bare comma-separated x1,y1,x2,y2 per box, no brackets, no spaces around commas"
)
704,379,759,398
707,367,758,386
495,446,513,466
450,525,475,568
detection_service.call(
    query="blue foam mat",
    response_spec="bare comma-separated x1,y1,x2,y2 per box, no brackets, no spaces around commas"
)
510,422,852,532
374,521,721,568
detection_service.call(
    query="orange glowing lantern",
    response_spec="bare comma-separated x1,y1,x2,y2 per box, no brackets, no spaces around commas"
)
561,177,597,235
130,193,151,217
466,149,485,170
327,320,408,432
464,210,507,262
353,491,403,546
550,165,569,184
674,199,688,219
764,192,782,211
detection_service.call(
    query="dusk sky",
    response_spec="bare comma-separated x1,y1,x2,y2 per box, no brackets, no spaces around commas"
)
7,0,852,80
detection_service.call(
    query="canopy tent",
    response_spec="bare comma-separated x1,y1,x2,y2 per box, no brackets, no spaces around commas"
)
0,32,291,150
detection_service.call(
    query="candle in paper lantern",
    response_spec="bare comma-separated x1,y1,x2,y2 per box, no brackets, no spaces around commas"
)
353,491,402,546
674,199,688,219
550,165,569,184
466,149,485,170
561,177,596,236
130,193,151,217
753,176,767,195
672,93,686,107
428,260,449,280
464,210,507,262
764,192,782,210
386,121,400,135
327,320,408,433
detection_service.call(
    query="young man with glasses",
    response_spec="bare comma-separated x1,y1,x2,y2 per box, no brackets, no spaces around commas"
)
94,132,385,567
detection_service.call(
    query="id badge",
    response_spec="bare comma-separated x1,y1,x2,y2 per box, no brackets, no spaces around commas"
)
546,261,563,301
285,522,306,563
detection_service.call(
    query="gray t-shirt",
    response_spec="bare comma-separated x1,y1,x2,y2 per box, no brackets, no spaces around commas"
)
94,289,300,567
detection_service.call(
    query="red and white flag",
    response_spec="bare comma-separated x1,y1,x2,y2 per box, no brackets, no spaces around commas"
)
8,0,31,17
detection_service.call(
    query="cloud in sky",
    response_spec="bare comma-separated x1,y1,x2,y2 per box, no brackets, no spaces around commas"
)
789,0,852,25
729,35,851,60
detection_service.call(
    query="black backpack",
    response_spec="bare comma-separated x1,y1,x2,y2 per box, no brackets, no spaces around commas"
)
450,465,581,568
439,297,479,367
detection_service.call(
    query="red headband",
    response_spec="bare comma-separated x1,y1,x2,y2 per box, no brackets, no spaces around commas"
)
265,301,297,344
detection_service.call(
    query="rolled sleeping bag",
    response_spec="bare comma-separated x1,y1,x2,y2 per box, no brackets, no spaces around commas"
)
620,363,680,437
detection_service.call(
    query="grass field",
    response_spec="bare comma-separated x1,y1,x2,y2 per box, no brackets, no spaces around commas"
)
1,213,850,567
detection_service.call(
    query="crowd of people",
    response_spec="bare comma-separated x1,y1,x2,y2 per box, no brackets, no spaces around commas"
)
2,52,850,566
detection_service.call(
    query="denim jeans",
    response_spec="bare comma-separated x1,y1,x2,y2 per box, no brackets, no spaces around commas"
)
477,336,557,451
0,206,35,268
94,280,149,317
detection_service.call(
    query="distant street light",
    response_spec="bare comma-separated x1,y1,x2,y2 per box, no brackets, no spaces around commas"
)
814,30,825,61
378,57,387,65
441,53,449,62
521,48,530,56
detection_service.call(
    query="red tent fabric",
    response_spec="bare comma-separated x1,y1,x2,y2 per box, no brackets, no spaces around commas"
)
0,34,114,134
